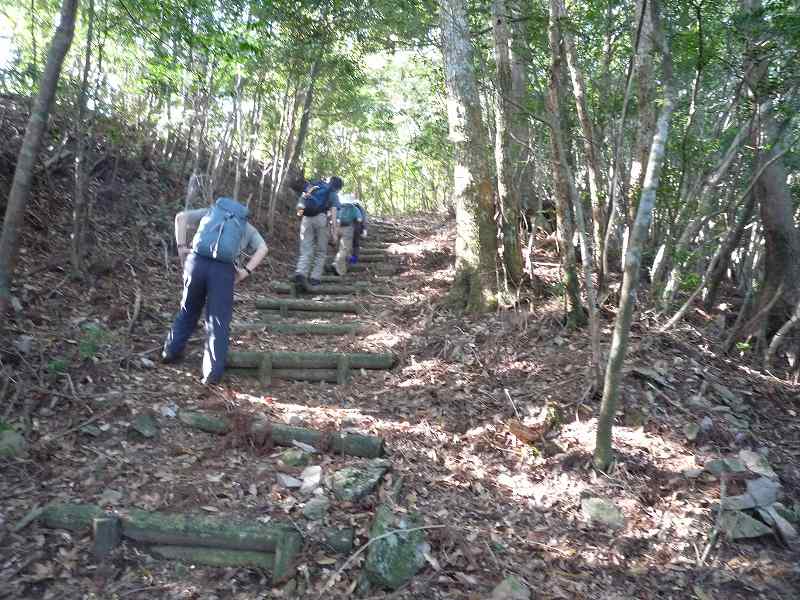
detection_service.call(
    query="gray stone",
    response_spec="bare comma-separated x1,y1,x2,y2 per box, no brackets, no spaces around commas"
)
739,450,778,479
279,448,310,467
581,497,625,529
276,473,302,489
705,457,746,477
300,465,323,495
365,505,427,590
303,497,330,521
323,527,355,553
131,414,158,438
13,335,34,354
489,575,531,600
331,459,390,502
719,511,772,540
757,505,799,547
0,429,27,457
746,477,781,507
684,422,700,442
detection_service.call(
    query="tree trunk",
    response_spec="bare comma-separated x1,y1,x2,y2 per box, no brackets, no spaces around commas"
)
440,0,498,312
562,0,605,285
547,0,585,326
70,0,95,275
0,0,79,313
594,0,673,472
491,0,523,286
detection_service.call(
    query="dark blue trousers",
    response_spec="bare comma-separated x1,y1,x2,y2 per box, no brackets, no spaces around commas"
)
163,253,234,383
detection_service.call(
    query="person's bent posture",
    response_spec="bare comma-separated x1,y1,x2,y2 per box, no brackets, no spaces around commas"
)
293,176,342,291
162,196,267,384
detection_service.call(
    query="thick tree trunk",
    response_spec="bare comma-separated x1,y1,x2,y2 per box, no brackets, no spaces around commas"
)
440,0,498,312
491,0,523,286
595,0,673,471
0,0,79,313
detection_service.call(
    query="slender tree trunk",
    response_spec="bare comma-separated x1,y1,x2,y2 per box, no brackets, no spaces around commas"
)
626,0,656,226
440,0,498,312
547,0,584,326
70,0,95,275
562,0,604,286
491,0,523,286
595,0,673,471
0,0,79,313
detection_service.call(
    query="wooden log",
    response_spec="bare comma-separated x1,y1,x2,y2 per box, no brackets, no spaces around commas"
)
227,351,396,370
356,254,391,263
179,410,230,434
270,282,360,296
121,508,301,553
42,503,105,532
151,545,275,570
257,309,360,320
177,413,386,458
343,263,398,274
251,420,385,458
255,298,361,314
227,367,340,383
93,516,122,561
233,322,362,336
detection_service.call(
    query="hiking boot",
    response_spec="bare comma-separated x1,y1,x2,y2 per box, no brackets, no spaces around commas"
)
292,272,309,292
349,255,358,265
161,350,182,364
309,278,321,288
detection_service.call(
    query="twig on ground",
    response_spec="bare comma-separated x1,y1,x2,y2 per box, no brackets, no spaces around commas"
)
37,405,119,445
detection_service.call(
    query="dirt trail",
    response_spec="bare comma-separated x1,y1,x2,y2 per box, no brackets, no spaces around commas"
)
2,214,800,599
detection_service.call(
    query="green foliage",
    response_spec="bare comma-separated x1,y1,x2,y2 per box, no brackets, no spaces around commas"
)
79,323,107,360
47,359,69,375
679,272,701,292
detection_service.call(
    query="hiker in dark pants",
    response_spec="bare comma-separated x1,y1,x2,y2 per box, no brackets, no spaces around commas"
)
349,198,368,264
162,198,267,384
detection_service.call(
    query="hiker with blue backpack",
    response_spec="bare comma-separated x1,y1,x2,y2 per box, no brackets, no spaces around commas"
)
333,194,368,276
162,196,267,385
293,176,343,291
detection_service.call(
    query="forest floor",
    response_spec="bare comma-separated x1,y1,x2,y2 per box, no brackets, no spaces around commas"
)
2,97,800,599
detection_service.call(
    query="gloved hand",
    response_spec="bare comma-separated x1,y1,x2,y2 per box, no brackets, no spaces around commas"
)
362,230,368,239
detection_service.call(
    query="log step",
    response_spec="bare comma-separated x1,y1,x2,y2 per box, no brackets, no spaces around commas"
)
40,503,303,579
269,282,361,296
255,298,361,314
233,322,362,336
177,410,386,458
228,350,396,370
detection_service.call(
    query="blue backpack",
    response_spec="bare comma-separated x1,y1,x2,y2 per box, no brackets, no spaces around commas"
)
302,180,332,217
338,203,362,226
192,197,249,263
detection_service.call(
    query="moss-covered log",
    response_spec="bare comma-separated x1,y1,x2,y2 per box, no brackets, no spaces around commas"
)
93,516,121,560
227,367,340,383
121,508,301,554
151,545,275,569
270,282,360,296
342,263,398,274
255,298,361,313
177,413,386,458
251,420,385,458
227,351,396,370
42,503,106,532
232,322,362,336
179,410,231,434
